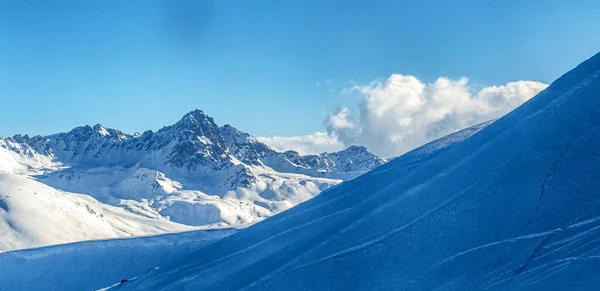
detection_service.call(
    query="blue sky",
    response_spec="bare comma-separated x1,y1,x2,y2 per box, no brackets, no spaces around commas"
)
1,0,600,142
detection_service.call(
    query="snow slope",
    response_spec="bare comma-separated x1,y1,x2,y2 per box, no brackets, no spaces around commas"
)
0,229,234,291
0,173,194,252
119,52,600,290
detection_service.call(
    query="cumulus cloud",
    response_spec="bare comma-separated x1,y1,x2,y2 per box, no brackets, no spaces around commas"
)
326,75,548,157
260,75,548,158
257,132,344,155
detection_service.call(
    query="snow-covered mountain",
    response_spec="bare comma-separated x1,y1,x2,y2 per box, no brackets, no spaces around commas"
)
0,110,389,251
96,52,600,290
5,110,385,189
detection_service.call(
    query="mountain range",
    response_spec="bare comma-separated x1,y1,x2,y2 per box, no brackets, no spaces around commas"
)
0,110,395,251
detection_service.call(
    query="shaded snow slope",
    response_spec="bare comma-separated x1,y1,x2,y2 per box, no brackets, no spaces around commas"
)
123,52,600,290
0,173,194,252
0,229,234,291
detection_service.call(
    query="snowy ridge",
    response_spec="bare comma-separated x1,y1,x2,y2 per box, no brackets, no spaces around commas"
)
221,124,385,180
107,52,600,290
37,110,385,187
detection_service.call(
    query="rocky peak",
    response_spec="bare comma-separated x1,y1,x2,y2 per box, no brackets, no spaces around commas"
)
220,124,272,166
92,124,129,141
282,150,302,165
220,124,246,140
7,134,32,144
342,145,369,153
326,145,386,173
172,110,220,137
220,124,244,143
54,124,129,143
153,110,232,170
66,125,95,142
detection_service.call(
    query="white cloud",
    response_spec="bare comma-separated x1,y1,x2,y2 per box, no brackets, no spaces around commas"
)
326,107,355,130
259,74,548,158
257,132,344,155
326,75,548,157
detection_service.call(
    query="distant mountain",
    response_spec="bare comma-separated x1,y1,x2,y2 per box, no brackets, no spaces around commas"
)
3,109,385,187
0,109,389,251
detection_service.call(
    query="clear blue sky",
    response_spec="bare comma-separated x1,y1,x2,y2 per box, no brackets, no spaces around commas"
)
1,0,599,137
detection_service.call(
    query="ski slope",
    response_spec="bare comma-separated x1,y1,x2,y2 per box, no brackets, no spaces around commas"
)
118,52,600,290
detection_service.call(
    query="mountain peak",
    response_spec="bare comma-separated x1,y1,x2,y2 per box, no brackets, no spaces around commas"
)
182,109,209,120
8,134,31,142
92,124,110,137
174,109,218,133
343,145,369,153
221,124,235,130
62,125,94,141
